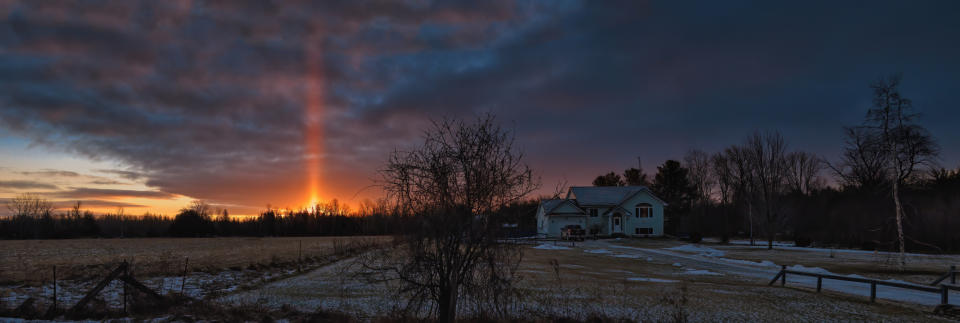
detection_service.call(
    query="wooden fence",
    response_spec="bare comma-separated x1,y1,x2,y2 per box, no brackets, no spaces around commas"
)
769,265,958,307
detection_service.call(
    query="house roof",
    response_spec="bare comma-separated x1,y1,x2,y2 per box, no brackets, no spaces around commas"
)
567,186,641,205
539,199,584,215
567,186,668,207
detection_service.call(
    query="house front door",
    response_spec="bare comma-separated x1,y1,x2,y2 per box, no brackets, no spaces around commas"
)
612,214,623,234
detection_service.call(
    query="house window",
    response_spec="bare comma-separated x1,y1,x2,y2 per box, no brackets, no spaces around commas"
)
635,227,653,235
635,203,653,218
589,208,598,217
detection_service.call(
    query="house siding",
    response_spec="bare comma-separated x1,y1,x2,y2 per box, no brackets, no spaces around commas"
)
621,191,665,236
537,188,665,238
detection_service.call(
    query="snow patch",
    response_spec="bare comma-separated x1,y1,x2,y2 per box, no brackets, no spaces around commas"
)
613,253,642,259
683,268,722,276
584,249,611,254
533,243,571,250
666,244,725,257
627,277,678,283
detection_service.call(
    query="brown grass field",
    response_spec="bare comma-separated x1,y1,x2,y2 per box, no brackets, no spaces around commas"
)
2,237,957,321
0,236,387,284
218,238,957,321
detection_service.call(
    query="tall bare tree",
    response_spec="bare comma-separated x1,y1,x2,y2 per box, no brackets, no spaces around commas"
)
864,75,939,268
743,131,790,250
374,114,539,321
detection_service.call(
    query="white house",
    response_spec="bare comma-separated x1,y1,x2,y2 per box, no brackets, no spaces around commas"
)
536,186,666,238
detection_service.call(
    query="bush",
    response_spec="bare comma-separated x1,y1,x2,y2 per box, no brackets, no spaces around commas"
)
688,232,702,243
794,236,812,247
168,210,215,237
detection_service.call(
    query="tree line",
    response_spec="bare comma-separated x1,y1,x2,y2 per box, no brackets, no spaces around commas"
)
591,75,955,259
0,195,414,239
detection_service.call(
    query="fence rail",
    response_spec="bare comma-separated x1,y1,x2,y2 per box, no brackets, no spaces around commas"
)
769,265,957,306
930,265,958,286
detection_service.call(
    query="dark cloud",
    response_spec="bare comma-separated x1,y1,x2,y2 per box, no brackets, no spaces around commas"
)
95,169,146,181
0,180,59,190
50,188,178,200
51,200,149,209
18,169,80,177
88,180,126,185
1,0,959,210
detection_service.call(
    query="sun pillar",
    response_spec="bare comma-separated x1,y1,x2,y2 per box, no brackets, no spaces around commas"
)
304,37,325,208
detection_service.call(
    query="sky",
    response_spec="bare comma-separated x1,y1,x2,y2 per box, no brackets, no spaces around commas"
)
1,0,959,216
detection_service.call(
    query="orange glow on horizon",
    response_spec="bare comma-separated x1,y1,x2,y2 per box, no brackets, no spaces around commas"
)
304,32,325,208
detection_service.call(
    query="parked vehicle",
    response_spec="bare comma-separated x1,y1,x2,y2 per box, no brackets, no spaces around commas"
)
560,225,586,241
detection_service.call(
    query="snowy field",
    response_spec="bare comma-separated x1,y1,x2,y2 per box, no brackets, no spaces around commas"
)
0,236,384,315
214,239,958,321
2,237,956,321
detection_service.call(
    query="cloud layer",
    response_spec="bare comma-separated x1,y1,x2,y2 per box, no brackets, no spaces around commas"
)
2,1,960,213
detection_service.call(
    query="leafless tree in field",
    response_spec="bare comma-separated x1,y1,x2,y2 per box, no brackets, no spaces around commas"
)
369,114,539,322
743,131,790,250
864,75,939,268
723,145,757,245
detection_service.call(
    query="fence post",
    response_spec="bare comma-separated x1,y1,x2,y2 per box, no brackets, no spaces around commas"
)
52,265,57,312
781,265,786,286
123,261,128,314
816,277,822,292
952,265,956,285
870,282,877,303
943,285,949,306
180,257,189,296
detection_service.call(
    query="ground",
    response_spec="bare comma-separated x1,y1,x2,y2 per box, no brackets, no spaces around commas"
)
2,236,958,321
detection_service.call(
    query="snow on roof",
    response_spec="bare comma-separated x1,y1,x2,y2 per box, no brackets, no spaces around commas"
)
539,198,584,215
540,199,565,213
567,186,649,206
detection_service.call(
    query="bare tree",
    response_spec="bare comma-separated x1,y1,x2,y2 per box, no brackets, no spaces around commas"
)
864,75,939,268
711,152,735,242
743,131,790,250
372,114,539,321
684,149,714,237
5,193,54,218
5,193,54,238
684,149,714,203
830,126,889,190
785,151,824,195
723,145,758,245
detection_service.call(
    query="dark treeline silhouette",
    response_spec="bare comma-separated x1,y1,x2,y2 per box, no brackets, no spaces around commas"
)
590,76,958,254
1,196,542,239
0,197,406,239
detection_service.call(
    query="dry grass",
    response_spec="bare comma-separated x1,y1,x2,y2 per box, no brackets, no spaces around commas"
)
652,241,960,285
0,236,388,284
214,239,952,321
513,243,951,322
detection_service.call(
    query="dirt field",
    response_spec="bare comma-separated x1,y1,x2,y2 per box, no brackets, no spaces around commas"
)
218,238,958,321
2,237,957,321
0,236,387,284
